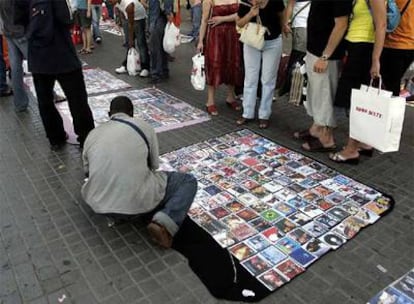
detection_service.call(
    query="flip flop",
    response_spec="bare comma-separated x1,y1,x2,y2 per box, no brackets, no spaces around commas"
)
329,152,359,165
259,119,270,129
236,117,254,126
302,137,336,152
293,129,314,140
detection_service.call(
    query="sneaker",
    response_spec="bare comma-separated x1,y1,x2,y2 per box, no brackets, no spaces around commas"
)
180,36,195,44
147,222,173,248
95,37,102,43
115,66,127,74
139,69,149,77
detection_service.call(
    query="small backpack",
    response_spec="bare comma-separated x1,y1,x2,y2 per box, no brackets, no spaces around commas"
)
366,0,412,33
386,0,402,32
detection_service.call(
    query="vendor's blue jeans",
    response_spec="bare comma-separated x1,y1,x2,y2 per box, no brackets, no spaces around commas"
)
5,36,30,111
153,171,197,236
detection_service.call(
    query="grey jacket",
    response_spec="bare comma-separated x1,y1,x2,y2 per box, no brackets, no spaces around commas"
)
81,113,168,215
0,0,29,38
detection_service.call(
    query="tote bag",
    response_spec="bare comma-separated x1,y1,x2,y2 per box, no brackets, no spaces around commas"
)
349,82,406,153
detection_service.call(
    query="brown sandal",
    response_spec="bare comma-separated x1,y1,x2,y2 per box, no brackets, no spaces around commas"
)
259,119,269,129
236,117,254,126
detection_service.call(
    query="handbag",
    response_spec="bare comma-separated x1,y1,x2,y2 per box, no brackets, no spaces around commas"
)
239,15,268,50
349,79,406,153
238,1,269,50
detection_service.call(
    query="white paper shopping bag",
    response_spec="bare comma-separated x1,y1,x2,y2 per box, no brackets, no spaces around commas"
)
349,84,406,153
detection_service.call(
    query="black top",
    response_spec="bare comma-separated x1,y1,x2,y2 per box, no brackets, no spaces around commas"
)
238,0,285,41
25,0,82,74
306,0,353,60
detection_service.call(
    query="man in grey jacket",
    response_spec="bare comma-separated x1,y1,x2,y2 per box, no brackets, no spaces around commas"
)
81,96,197,248
0,0,30,111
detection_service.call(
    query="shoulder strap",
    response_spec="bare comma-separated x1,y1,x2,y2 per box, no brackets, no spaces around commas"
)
400,0,412,16
111,117,152,168
290,2,311,24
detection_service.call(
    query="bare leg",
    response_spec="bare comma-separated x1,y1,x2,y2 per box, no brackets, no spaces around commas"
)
206,85,215,107
225,85,236,103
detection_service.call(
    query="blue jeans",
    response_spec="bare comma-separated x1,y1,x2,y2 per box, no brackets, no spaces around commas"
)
5,36,30,111
149,16,169,79
153,172,197,236
190,4,202,38
121,19,150,70
91,4,102,40
0,35,8,92
242,36,282,120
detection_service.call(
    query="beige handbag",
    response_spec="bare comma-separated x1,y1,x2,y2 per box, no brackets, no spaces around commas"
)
238,3,269,50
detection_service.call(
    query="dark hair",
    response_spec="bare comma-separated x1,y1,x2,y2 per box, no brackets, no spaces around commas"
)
109,96,134,116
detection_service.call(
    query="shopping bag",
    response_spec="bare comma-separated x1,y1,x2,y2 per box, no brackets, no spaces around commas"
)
163,22,180,54
349,83,406,153
126,47,141,76
190,53,205,90
288,61,306,106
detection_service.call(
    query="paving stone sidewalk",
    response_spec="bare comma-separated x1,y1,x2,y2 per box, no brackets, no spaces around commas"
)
1,13,413,304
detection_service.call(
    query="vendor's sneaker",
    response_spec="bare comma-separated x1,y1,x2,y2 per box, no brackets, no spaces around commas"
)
115,66,127,74
139,69,149,77
95,37,102,43
147,222,173,248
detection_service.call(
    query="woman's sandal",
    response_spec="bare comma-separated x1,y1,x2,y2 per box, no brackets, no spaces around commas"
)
293,129,314,140
236,117,254,126
226,100,242,111
79,49,92,55
206,104,218,116
341,146,374,157
329,152,360,165
302,137,336,152
258,119,270,129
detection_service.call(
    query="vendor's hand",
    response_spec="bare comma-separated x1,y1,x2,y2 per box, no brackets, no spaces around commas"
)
87,10,91,18
313,59,328,73
208,16,224,27
197,41,204,53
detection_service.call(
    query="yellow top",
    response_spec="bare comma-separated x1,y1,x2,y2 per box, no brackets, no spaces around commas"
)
346,0,375,43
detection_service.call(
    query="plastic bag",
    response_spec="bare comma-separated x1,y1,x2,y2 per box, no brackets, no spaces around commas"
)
190,53,205,90
126,47,141,76
163,22,180,54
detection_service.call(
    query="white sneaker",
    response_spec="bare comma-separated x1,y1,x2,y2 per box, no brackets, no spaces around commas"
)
139,69,149,77
115,66,127,74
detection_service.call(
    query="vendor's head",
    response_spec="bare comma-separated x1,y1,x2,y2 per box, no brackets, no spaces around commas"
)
109,96,134,117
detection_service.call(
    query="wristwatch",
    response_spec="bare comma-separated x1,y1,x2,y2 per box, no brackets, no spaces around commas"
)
320,54,329,61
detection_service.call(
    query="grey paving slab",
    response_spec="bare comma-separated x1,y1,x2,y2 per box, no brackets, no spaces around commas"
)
0,8,413,304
